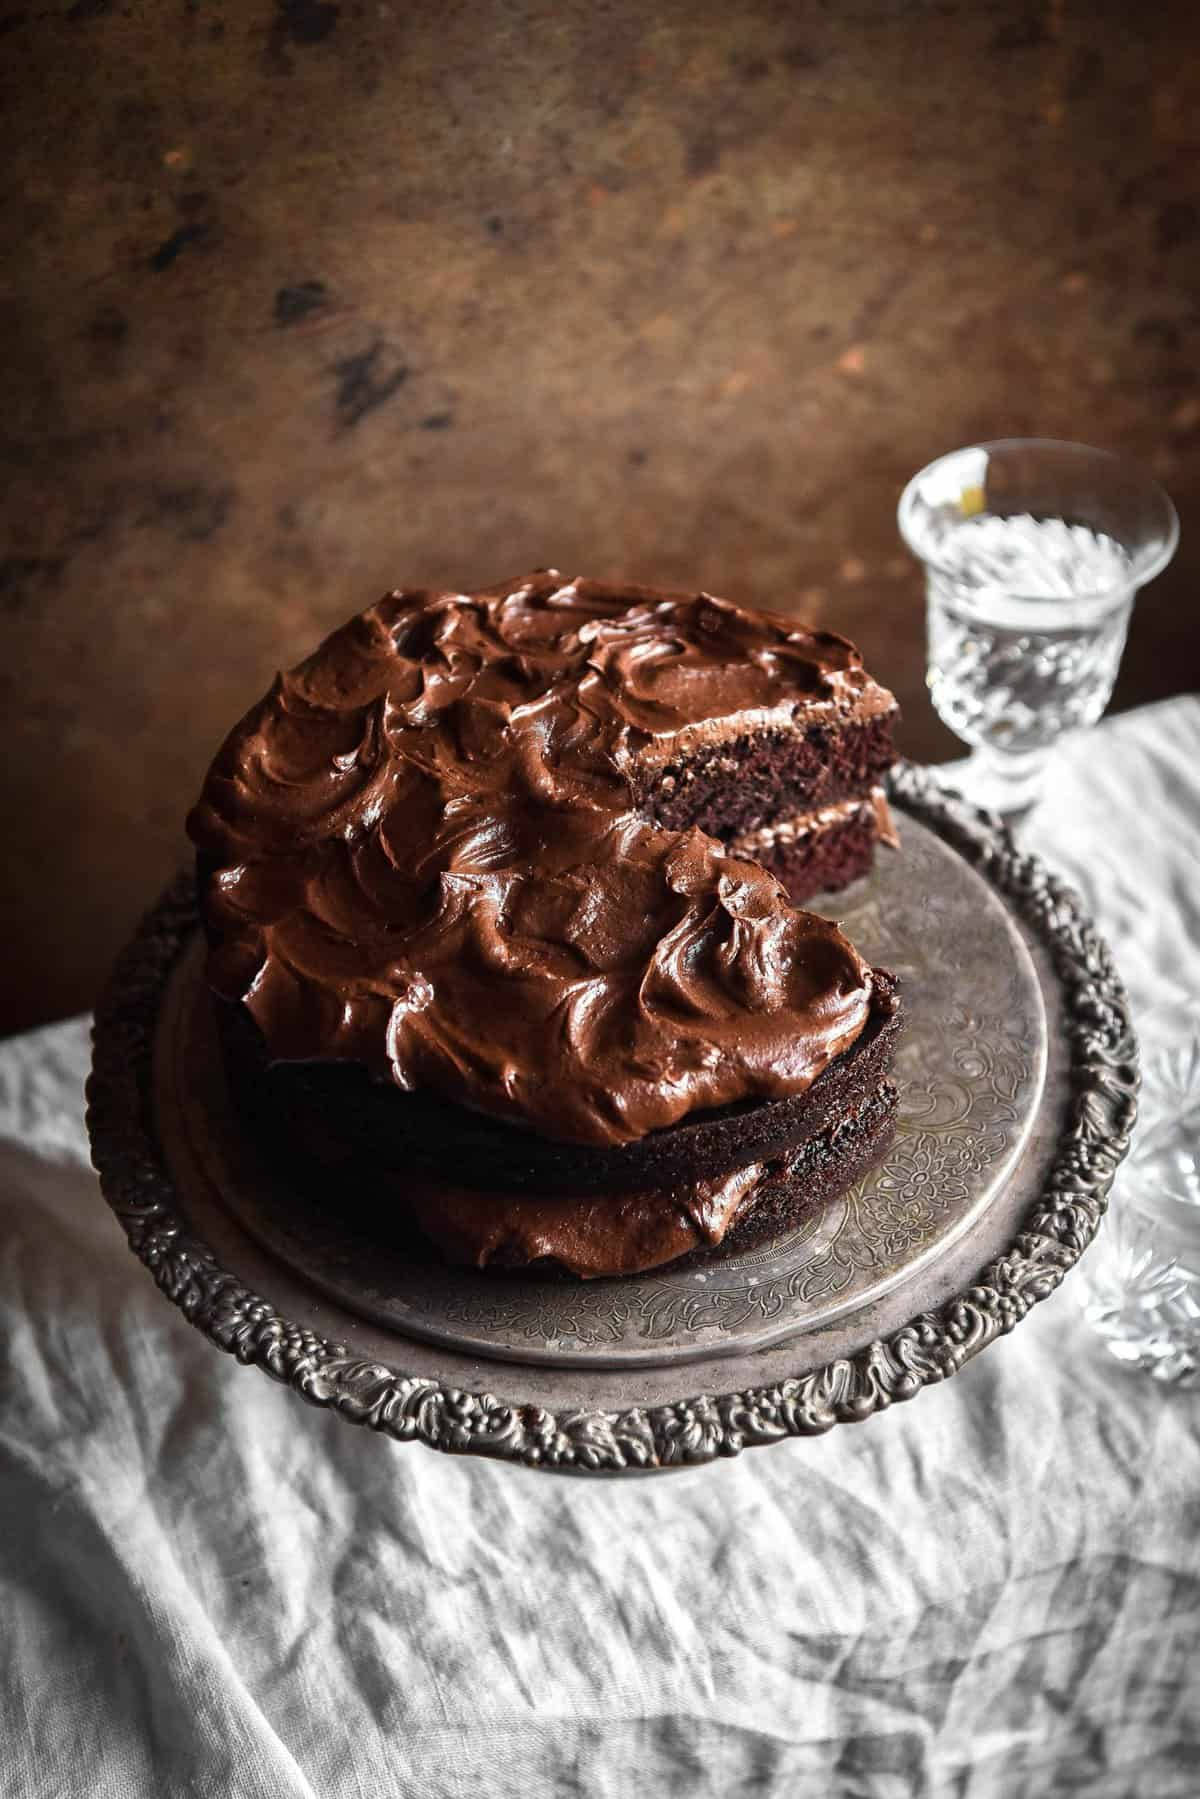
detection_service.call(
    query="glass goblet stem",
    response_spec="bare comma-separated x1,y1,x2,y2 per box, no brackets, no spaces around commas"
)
962,743,1049,819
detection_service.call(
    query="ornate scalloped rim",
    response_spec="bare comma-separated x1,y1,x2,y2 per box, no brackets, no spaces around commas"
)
85,764,1137,1473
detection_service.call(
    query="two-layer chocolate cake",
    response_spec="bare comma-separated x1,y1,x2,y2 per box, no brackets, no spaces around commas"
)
188,571,902,1279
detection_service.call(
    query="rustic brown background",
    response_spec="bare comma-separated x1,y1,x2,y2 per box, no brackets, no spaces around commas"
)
3,0,1199,1035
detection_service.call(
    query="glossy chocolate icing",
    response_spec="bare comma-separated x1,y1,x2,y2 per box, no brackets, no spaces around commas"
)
404,1157,770,1278
189,571,896,1151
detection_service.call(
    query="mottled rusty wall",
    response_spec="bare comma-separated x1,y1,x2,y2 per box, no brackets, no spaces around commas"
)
2,1,1199,1031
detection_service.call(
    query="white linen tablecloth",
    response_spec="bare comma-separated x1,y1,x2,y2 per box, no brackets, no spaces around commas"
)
3,698,1199,1799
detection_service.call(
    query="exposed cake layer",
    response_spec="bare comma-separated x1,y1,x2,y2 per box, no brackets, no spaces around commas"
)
730,787,898,858
728,787,899,904
696,1080,897,1267
217,969,901,1200
746,808,878,905
640,715,897,841
189,571,898,1150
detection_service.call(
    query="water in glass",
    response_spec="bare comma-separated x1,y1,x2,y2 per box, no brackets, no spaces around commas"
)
926,514,1134,754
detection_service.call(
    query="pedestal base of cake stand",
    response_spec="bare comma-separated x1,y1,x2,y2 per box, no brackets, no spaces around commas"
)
87,765,1137,1475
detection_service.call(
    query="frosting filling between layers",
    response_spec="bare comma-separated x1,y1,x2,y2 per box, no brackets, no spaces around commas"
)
730,786,900,856
189,572,899,1151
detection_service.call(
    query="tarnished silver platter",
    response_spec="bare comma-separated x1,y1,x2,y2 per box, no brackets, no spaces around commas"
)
87,765,1137,1474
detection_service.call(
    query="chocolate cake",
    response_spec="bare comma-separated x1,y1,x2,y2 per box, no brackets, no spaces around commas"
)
188,571,902,1279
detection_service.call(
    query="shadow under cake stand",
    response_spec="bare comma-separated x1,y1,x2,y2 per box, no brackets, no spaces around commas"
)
86,765,1137,1475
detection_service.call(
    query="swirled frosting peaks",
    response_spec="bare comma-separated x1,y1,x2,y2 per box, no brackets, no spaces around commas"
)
189,572,892,1147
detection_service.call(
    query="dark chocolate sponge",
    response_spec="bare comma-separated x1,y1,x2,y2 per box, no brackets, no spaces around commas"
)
638,715,896,842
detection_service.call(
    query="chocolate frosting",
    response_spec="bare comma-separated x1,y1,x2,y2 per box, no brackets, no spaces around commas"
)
404,1158,770,1278
189,571,895,1149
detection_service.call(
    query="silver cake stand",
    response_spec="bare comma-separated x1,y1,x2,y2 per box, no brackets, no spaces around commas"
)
86,765,1137,1475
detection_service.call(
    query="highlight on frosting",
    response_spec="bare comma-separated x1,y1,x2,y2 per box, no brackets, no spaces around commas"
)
189,571,890,1147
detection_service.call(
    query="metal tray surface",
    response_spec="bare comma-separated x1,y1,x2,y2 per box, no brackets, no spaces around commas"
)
86,765,1137,1474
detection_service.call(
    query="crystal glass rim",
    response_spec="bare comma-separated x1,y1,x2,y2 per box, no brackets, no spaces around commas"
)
897,438,1180,607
